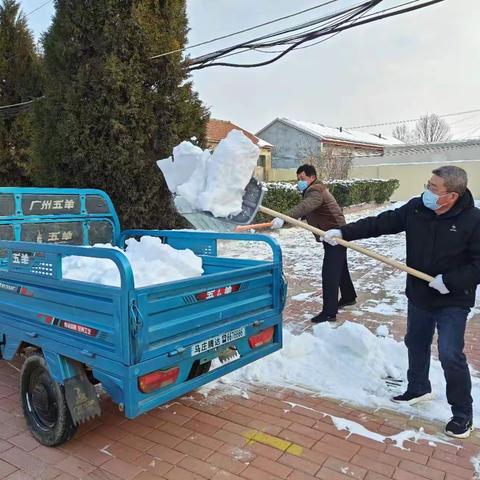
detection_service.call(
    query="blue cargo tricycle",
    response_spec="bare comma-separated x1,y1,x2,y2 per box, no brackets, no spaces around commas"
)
0,188,286,446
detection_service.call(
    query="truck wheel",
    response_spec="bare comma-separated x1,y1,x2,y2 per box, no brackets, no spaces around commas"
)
20,354,78,446
187,360,211,380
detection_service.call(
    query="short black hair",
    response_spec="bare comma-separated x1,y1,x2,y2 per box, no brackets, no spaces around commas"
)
296,164,317,177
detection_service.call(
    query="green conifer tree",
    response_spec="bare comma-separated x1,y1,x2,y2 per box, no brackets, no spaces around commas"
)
0,0,42,186
32,1,208,229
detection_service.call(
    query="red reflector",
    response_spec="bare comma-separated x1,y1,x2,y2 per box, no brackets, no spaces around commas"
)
249,327,274,348
138,367,179,393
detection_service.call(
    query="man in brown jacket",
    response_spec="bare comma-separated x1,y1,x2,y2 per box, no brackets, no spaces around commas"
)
271,164,356,323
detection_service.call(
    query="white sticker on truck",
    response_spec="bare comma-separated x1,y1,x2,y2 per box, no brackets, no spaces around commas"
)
191,327,246,356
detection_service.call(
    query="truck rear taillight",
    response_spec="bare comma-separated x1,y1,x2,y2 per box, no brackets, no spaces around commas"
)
138,367,179,393
249,327,274,348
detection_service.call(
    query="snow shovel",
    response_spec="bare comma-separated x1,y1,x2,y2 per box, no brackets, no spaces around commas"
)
258,205,434,282
173,177,267,233
176,177,434,283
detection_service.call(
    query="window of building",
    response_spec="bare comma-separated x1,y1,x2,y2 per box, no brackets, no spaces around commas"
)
257,155,266,167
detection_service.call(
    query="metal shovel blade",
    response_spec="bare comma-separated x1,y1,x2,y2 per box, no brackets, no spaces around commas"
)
174,177,266,232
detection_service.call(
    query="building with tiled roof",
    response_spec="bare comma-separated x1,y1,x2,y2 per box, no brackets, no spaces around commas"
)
256,117,403,182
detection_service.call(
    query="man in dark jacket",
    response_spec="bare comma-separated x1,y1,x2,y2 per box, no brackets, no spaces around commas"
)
271,164,356,323
323,165,480,439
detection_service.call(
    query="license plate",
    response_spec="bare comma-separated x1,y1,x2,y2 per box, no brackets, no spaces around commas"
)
191,327,246,356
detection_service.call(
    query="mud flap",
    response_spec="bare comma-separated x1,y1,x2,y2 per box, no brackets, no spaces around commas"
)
218,346,239,364
64,373,101,425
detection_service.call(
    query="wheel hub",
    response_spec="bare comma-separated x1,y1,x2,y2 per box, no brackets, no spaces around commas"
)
29,369,58,430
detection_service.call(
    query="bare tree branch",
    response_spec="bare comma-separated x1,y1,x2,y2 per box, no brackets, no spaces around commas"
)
414,114,451,143
392,124,413,143
298,142,352,180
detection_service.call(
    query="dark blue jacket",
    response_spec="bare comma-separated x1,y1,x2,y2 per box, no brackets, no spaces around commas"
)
340,189,480,309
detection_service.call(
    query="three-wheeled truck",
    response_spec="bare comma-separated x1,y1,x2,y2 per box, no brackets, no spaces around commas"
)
0,187,286,446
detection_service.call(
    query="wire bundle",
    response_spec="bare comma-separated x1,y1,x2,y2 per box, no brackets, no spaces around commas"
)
0,97,44,120
0,0,446,117
184,0,445,71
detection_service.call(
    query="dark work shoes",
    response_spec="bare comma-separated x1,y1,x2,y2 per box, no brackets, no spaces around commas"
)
338,298,357,309
311,312,336,323
445,416,473,439
391,391,434,406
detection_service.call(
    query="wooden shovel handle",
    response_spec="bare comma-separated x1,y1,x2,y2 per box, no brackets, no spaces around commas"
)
234,222,273,232
258,206,434,283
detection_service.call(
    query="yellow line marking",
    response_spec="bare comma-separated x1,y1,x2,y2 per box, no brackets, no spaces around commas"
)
243,429,303,456
286,443,303,456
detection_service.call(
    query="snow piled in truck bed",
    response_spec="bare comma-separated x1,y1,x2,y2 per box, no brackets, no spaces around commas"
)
157,129,259,218
62,236,203,288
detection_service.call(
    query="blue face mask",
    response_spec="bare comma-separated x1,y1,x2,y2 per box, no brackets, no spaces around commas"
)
422,189,440,210
297,180,309,192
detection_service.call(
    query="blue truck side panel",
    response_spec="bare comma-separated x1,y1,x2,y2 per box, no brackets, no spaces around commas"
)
0,188,286,421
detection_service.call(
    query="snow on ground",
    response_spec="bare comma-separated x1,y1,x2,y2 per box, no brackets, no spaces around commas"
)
217,322,480,425
291,292,316,301
62,236,203,287
213,201,480,426
284,401,457,450
472,455,480,477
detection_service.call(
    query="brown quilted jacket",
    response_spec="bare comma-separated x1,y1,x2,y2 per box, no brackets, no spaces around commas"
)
286,181,345,238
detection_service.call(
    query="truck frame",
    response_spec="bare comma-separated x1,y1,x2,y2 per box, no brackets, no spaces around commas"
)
0,187,286,446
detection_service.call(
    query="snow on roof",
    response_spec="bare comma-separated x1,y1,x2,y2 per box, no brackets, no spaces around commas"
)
276,117,404,147
382,138,480,155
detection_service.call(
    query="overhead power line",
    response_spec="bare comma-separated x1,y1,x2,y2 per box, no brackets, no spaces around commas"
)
212,2,376,61
0,0,447,118
185,0,445,71
231,0,426,55
186,0,382,70
347,108,480,129
0,97,45,119
150,0,341,59
25,0,52,18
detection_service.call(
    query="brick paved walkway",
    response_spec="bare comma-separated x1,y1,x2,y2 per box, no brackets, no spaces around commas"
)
0,213,479,479
0,353,479,480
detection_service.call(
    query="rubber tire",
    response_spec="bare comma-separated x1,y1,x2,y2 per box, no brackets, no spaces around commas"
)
20,354,78,446
187,360,211,380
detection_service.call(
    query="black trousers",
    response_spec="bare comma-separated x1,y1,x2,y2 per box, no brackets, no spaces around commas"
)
406,301,472,420
322,242,356,316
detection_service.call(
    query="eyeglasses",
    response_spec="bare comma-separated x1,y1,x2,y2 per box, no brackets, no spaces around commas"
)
424,181,450,196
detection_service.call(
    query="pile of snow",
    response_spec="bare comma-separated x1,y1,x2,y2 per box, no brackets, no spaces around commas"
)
214,321,480,424
62,236,203,287
158,130,259,218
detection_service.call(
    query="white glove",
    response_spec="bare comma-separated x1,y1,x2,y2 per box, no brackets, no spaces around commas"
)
429,274,450,294
271,218,284,229
323,229,342,246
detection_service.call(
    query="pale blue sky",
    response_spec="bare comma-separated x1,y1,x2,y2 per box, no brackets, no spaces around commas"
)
18,0,480,138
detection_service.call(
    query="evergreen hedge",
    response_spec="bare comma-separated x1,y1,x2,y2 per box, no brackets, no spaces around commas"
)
31,1,208,230
0,0,42,186
257,178,399,221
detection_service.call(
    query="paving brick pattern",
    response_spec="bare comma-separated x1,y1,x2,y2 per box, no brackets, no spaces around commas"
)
0,205,479,479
